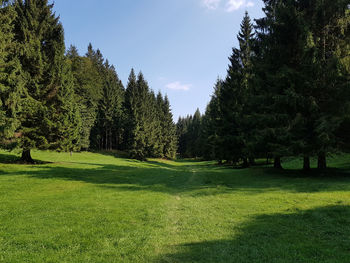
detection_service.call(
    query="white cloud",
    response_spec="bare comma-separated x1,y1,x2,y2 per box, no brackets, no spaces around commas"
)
203,0,221,10
246,1,255,7
226,0,254,12
166,81,191,91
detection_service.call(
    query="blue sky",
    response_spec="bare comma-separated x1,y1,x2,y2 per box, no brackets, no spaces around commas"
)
52,0,264,121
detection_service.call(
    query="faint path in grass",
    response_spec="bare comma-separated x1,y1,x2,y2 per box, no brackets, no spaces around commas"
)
154,164,203,261
1,150,350,262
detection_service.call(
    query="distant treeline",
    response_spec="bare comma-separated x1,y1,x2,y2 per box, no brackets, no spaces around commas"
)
0,0,177,162
177,1,350,170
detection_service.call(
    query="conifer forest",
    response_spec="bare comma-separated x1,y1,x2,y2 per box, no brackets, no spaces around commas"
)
0,1,350,262
1,0,349,167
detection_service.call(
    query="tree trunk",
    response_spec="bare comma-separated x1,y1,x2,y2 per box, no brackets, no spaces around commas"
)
274,157,282,169
318,153,327,169
105,129,108,150
110,130,112,151
303,156,310,171
249,157,256,166
242,158,249,168
21,149,34,163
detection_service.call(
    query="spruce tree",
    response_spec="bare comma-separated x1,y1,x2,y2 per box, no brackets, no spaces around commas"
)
237,12,256,166
176,116,189,158
154,92,165,157
214,12,256,166
254,0,307,169
123,69,137,152
92,60,124,150
161,95,177,159
131,72,150,160
0,0,23,147
14,0,81,162
67,45,101,150
309,0,350,169
202,79,223,161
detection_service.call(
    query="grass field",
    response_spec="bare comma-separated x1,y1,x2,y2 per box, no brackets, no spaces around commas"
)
0,150,349,262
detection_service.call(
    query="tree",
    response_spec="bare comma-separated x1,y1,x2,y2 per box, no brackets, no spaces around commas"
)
176,110,202,158
67,44,102,150
0,0,23,147
161,95,177,159
123,69,137,152
308,0,350,169
93,60,124,150
210,12,256,166
254,0,310,169
202,79,223,161
14,0,81,162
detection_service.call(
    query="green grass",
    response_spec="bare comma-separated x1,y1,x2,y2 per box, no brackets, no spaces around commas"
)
0,150,349,263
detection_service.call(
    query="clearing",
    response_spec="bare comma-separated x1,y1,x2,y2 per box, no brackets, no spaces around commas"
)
0,151,349,262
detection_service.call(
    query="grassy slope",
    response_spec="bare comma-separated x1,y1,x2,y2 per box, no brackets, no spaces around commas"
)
0,150,349,263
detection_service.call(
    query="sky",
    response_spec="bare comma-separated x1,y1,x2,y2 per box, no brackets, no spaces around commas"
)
52,0,265,121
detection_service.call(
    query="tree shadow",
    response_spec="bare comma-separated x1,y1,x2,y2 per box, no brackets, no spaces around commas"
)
0,153,49,165
157,205,350,263
1,151,350,195
0,153,21,163
1,161,347,195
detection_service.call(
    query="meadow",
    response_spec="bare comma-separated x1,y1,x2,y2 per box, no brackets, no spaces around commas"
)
0,150,349,262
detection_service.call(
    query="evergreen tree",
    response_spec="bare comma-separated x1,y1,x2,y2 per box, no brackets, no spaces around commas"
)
217,48,244,164
202,79,223,161
153,92,165,157
92,60,124,150
254,0,307,169
0,0,23,147
188,109,202,157
123,69,137,152
66,44,102,150
14,0,81,162
253,0,349,169
176,116,189,158
176,110,202,158
161,95,177,159
213,12,256,166
308,0,350,169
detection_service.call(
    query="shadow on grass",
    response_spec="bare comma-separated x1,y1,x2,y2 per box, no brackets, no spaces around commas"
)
0,153,49,165
0,153,21,163
262,166,350,178
1,151,350,195
157,205,350,263
0,160,348,195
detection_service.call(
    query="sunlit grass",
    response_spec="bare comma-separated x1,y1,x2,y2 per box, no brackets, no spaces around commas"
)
0,150,349,262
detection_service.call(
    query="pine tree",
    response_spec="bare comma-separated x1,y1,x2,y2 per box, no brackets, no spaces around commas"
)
0,0,23,147
91,61,124,151
202,79,223,161
217,47,244,164
237,12,256,166
254,0,307,169
66,45,102,150
161,95,177,159
213,12,256,166
130,72,150,160
123,69,137,152
176,116,189,158
14,0,81,162
252,0,349,170
154,92,165,157
309,0,350,169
